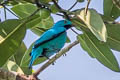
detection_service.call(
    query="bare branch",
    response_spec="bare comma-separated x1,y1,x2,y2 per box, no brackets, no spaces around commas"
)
52,0,70,20
68,1,78,11
0,68,17,80
71,28,79,35
1,4,19,18
4,7,7,20
55,13,64,17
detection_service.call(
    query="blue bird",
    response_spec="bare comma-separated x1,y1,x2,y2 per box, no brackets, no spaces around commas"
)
29,20,72,68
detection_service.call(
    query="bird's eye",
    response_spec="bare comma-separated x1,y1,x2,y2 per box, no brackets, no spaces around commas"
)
64,20,67,24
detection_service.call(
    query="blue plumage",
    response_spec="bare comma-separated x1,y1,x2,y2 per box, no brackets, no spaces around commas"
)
29,20,72,68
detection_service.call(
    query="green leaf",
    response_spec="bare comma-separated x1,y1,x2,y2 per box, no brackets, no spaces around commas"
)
31,27,47,36
7,0,19,5
101,15,114,22
112,0,120,9
11,3,37,18
26,15,42,29
3,60,32,75
23,0,34,3
30,16,54,36
5,42,32,74
7,0,30,6
77,0,84,2
21,42,47,67
50,4,59,13
104,0,113,16
0,19,26,67
20,66,32,75
76,9,107,42
11,3,50,19
77,35,95,58
110,5,120,19
104,0,120,19
106,24,120,51
78,29,120,72
11,3,51,29
38,9,51,19
71,18,86,30
27,10,52,29
36,16,54,29
14,42,27,66
39,0,58,3
5,60,24,74
39,0,52,3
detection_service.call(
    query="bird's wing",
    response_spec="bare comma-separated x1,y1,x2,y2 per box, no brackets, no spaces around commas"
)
33,29,65,49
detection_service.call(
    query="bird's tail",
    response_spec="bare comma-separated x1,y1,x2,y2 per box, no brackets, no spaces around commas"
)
29,48,43,68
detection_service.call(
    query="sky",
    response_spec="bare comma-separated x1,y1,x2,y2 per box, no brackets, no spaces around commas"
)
1,0,120,80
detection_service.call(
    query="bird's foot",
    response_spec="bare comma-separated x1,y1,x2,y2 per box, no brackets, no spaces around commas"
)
63,53,67,56
52,61,56,65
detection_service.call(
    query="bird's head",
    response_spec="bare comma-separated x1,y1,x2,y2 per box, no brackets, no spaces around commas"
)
53,20,72,29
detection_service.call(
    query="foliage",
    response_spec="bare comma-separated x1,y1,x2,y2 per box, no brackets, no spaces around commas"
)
0,0,120,75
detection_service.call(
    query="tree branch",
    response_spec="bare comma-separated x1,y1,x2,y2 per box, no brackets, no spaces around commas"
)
0,68,39,80
71,28,79,35
68,1,78,11
4,7,7,20
0,68,17,80
1,4,19,18
55,13,64,17
33,40,79,77
52,0,70,20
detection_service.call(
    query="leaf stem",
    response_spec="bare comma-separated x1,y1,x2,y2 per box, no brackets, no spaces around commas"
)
85,0,91,15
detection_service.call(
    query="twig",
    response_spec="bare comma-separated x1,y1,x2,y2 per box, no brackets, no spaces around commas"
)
71,28,79,35
33,40,79,77
52,0,62,10
68,1,78,11
55,13,64,17
28,8,41,18
85,0,91,15
104,21,120,24
52,0,70,20
35,0,51,11
35,0,46,8
1,4,19,18
4,7,7,20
